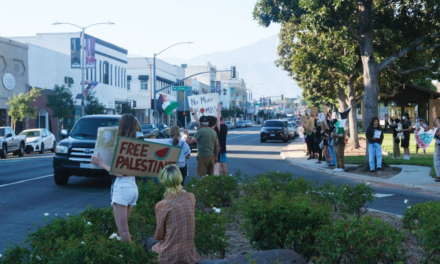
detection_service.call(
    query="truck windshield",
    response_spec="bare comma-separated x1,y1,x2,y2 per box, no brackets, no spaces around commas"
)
70,118,119,140
0,129,4,137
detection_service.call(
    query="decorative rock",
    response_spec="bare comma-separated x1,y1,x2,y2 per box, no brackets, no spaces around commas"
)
200,249,306,264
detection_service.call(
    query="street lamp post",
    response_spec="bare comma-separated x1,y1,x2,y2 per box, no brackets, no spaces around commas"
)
153,42,193,124
53,21,114,117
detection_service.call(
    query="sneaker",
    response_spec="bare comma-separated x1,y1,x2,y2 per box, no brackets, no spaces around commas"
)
337,168,345,172
329,164,336,167
332,168,339,172
307,156,313,160
370,170,376,173
377,168,381,171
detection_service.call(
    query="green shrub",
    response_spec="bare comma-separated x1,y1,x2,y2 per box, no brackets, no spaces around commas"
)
195,210,229,259
316,215,406,264
403,201,440,263
336,183,375,218
186,175,240,209
238,192,331,262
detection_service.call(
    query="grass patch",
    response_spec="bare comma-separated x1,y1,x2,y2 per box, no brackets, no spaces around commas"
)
349,133,435,177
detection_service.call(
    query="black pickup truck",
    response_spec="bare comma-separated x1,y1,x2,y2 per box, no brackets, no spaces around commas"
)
53,115,144,185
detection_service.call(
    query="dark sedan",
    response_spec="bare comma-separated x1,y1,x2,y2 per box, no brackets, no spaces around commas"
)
185,121,199,150
154,123,170,138
141,124,159,138
260,120,289,143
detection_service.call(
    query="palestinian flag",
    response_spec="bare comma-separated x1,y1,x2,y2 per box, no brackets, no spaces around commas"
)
335,106,351,134
83,81,99,98
157,94,179,115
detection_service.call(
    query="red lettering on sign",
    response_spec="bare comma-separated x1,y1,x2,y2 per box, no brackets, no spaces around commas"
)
120,142,128,154
148,160,155,173
156,161,165,173
126,143,134,155
135,158,142,171
133,144,141,156
129,157,135,170
115,156,124,168
121,157,130,169
152,160,158,173
141,159,149,172
140,144,149,157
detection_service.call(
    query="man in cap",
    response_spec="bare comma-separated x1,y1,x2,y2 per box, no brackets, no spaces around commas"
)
185,114,220,178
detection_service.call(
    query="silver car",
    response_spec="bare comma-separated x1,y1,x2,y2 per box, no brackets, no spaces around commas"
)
236,121,246,128
225,121,233,129
287,122,296,139
246,120,253,127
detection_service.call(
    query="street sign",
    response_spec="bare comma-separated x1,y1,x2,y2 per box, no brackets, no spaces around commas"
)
172,86,189,91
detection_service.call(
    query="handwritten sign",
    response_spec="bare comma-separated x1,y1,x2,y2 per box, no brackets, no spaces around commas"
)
298,106,307,116
323,105,328,115
379,107,389,120
110,137,181,178
188,93,219,121
311,107,318,117
91,127,118,169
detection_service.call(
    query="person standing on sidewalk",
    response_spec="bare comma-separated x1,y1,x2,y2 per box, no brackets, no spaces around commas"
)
185,113,220,178
216,116,229,175
332,120,346,172
304,114,315,159
313,120,323,163
415,117,429,157
322,124,332,165
168,125,191,185
387,117,401,159
366,117,384,172
327,120,337,167
433,119,440,182
401,112,413,160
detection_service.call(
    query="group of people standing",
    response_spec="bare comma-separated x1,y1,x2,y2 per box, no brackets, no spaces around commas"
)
89,106,229,264
301,114,346,172
386,112,415,160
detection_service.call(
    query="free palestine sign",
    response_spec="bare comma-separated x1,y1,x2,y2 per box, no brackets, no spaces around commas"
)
110,137,181,178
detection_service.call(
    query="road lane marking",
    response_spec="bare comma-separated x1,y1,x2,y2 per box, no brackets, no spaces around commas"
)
0,174,53,188
374,194,395,198
0,155,54,163
227,134,252,140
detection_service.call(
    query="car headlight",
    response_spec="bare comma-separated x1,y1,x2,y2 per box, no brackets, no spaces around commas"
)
55,145,68,154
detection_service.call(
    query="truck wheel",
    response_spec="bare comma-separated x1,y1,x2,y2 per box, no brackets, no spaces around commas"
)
54,169,69,185
17,143,24,157
39,143,45,154
51,141,56,153
0,145,7,159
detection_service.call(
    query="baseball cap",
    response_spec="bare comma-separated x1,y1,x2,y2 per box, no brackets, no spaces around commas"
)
199,116,209,125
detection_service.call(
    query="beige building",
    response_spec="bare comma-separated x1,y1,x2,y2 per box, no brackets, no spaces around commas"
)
0,37,29,128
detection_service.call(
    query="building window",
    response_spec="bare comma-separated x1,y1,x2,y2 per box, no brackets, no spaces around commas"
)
86,69,88,80
115,66,117,87
103,61,109,84
127,80,131,90
140,80,148,90
124,69,126,88
94,65,97,81
118,67,121,87
99,61,102,82
110,64,113,85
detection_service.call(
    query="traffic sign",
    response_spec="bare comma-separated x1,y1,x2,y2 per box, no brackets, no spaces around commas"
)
172,86,189,91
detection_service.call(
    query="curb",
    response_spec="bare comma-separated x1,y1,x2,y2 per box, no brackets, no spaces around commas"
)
280,151,440,193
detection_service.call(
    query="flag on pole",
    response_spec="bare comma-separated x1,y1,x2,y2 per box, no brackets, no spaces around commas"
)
83,81,99,98
157,94,179,115
335,106,351,134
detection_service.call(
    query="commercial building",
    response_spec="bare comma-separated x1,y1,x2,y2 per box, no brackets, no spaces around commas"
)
127,57,184,126
185,62,216,89
216,70,247,121
0,37,29,130
10,33,128,131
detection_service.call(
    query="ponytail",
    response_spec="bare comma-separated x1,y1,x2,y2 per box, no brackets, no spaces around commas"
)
169,125,180,146
172,135,179,146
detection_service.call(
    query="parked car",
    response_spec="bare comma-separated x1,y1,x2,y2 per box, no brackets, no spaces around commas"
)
0,127,26,158
236,121,246,128
141,124,159,138
185,121,199,150
246,120,253,127
53,115,143,185
19,129,56,154
287,122,296,138
260,120,289,143
154,123,170,138
225,121,233,129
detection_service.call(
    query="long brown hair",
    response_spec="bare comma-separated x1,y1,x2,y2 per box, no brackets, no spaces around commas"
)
117,114,137,138
169,125,180,146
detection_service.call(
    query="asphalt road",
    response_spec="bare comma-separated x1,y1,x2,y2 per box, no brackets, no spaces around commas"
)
1,125,439,253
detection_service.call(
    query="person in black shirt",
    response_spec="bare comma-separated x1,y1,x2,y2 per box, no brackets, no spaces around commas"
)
386,117,401,159
400,112,413,160
366,117,384,172
214,116,229,175
313,120,323,163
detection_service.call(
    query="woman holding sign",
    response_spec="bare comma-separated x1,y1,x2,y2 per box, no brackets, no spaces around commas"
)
366,117,384,172
91,114,139,242
169,125,191,184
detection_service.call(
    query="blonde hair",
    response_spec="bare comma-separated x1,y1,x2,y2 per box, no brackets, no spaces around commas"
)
159,164,183,197
169,125,180,146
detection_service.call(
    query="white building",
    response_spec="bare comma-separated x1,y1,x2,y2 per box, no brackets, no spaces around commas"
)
127,57,184,125
10,33,128,124
216,71,247,120
185,62,216,89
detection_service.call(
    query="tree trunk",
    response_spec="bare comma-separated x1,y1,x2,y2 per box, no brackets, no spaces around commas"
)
347,77,360,149
336,84,349,112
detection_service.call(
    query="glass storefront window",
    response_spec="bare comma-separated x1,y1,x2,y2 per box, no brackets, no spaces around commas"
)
404,102,418,120
389,101,401,119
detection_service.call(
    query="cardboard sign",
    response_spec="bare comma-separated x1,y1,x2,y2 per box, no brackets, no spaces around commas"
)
379,107,389,120
91,126,119,169
311,107,318,117
110,137,181,178
306,117,315,134
318,113,325,122
323,105,328,115
188,93,219,121
298,106,307,116
300,115,307,125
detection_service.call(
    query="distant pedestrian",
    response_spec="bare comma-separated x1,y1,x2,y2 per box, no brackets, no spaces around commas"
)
387,117,401,159
327,120,337,166
90,114,139,243
304,114,315,159
415,117,429,157
313,120,323,163
185,111,220,178
433,120,440,182
215,116,229,175
332,119,346,172
401,112,412,160
322,124,331,165
168,125,191,185
367,117,384,172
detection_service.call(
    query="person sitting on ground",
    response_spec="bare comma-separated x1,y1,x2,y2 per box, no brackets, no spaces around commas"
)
366,117,385,172
145,165,201,263
415,117,429,157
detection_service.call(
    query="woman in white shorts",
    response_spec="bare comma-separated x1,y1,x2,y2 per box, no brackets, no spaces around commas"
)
91,114,139,242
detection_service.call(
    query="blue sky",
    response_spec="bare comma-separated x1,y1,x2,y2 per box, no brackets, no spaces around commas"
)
1,0,281,59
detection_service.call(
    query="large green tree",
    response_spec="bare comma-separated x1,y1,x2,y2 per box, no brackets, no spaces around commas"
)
46,85,75,135
85,91,105,115
254,0,440,169
7,87,42,131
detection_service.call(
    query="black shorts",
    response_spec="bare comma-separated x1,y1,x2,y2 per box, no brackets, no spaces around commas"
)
401,137,410,148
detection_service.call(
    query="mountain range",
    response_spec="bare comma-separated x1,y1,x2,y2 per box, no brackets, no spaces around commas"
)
161,35,301,99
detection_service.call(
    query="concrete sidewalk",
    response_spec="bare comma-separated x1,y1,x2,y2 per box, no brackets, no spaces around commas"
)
280,140,440,192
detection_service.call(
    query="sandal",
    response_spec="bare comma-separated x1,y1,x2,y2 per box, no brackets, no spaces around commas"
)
435,178,440,182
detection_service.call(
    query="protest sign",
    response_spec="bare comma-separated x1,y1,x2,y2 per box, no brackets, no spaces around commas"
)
300,115,307,125
91,127,118,169
311,107,318,117
323,105,328,115
318,113,325,122
298,106,307,116
188,93,219,121
110,137,181,177
379,107,389,120
332,112,337,119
